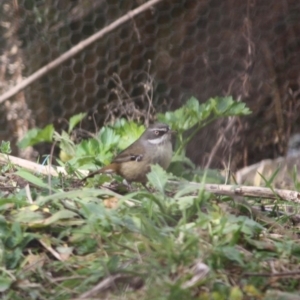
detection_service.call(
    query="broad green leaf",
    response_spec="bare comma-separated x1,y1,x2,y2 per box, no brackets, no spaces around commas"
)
18,124,54,148
98,126,120,151
76,139,100,156
213,96,234,114
113,120,144,150
219,246,245,266
212,96,251,116
94,152,114,165
68,112,87,133
241,217,264,234
147,164,170,193
159,96,251,133
158,97,204,131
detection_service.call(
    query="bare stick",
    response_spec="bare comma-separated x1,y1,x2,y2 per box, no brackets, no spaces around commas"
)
78,274,124,299
202,183,300,203
0,153,71,177
0,0,164,104
205,117,236,169
168,180,300,203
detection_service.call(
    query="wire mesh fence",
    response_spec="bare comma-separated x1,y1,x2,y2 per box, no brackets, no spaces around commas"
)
0,0,300,168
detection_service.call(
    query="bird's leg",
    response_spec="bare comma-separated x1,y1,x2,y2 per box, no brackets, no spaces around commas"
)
122,179,133,191
142,182,152,192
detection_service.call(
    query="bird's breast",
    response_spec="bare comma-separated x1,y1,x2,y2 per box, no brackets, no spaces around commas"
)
150,141,172,169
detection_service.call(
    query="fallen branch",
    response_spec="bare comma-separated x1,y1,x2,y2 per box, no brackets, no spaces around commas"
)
0,153,71,177
78,274,125,299
203,183,300,203
168,180,300,203
1,153,299,203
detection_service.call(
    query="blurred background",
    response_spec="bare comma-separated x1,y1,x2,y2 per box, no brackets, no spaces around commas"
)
1,0,300,171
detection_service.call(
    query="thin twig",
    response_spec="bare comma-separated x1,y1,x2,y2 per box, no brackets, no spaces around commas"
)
243,270,300,277
205,117,236,169
78,274,125,299
48,140,57,195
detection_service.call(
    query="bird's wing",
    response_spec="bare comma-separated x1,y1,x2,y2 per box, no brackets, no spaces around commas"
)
112,143,144,163
112,152,143,163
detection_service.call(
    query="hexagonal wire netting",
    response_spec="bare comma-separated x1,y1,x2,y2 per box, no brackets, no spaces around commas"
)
1,0,300,168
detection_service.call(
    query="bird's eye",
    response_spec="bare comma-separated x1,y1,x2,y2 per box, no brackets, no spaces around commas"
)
154,130,159,135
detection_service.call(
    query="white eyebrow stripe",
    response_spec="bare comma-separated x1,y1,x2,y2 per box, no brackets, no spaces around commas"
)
149,127,169,132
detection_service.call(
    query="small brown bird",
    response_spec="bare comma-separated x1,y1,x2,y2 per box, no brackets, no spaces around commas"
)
82,123,174,184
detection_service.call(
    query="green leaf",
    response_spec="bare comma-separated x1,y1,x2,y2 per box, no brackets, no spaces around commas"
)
177,196,196,210
13,209,45,224
0,141,11,154
11,222,23,242
99,126,120,149
0,277,13,292
18,124,54,148
40,210,79,226
219,246,245,266
159,96,251,134
147,164,170,193
212,96,251,116
68,112,87,133
213,96,234,114
158,96,208,132
171,153,195,168
113,120,145,150
56,131,76,158
76,139,100,156
14,170,51,190
5,247,23,269
229,286,244,300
